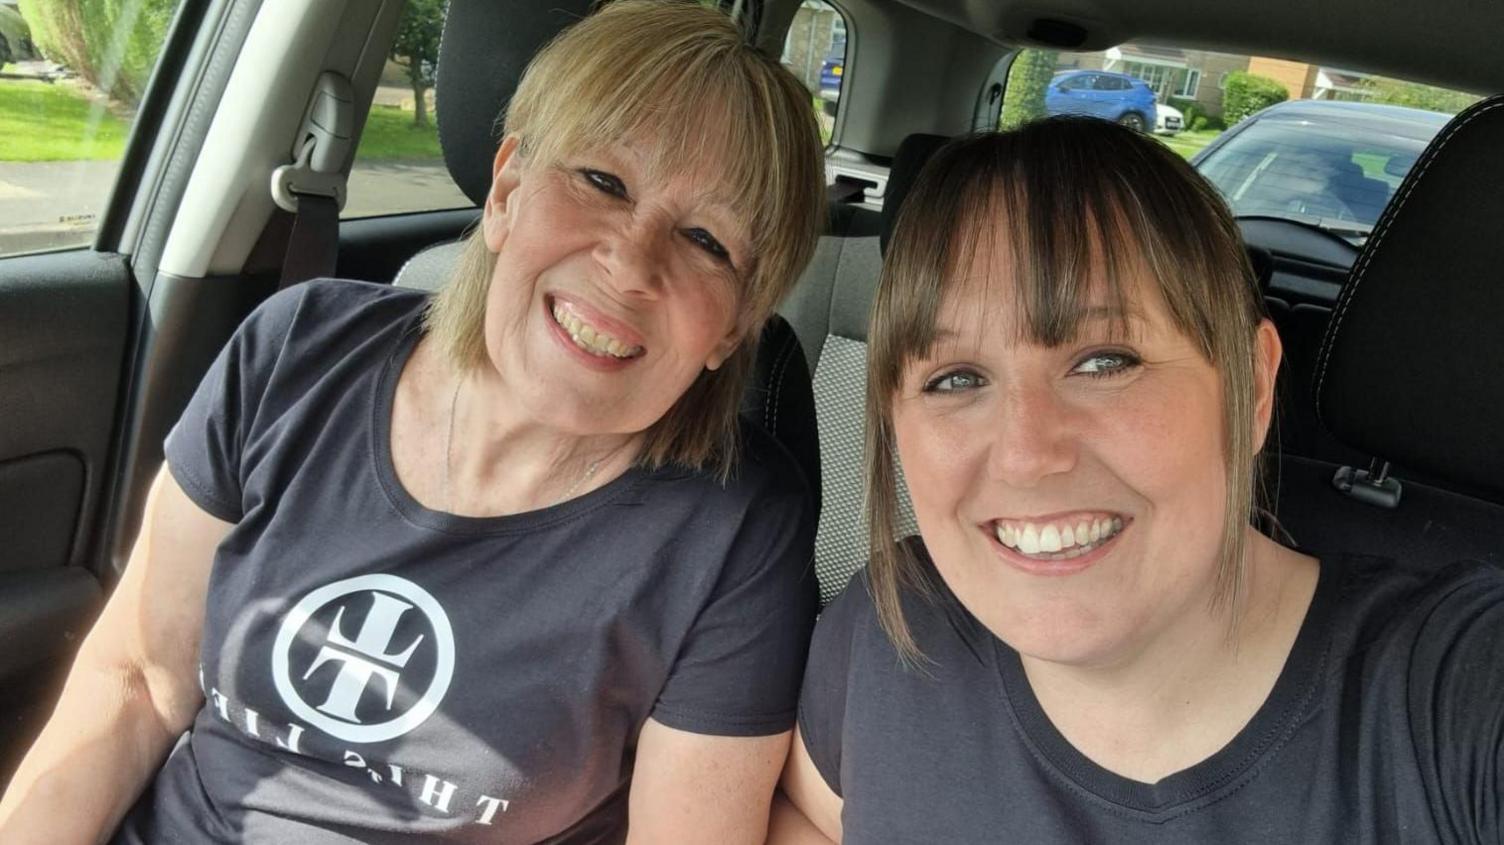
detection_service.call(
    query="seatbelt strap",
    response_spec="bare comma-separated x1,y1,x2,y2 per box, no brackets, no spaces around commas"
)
280,194,340,288
270,71,354,289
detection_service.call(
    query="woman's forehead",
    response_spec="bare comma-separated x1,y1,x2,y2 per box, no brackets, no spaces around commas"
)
933,237,1155,346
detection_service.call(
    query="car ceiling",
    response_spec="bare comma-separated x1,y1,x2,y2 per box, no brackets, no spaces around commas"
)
888,0,1503,96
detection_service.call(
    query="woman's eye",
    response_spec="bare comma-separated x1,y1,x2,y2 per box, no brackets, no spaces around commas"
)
683,227,732,264
1071,351,1140,378
923,370,988,393
581,169,628,198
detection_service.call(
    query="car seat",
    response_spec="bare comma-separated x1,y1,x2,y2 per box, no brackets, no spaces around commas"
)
1279,93,1504,565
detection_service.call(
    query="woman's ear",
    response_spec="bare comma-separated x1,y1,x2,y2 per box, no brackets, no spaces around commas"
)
1251,318,1284,453
481,135,524,252
704,309,759,371
703,327,742,372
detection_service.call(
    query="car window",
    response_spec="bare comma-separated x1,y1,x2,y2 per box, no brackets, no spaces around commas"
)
342,0,470,219
780,0,847,146
1004,44,1478,243
0,0,185,257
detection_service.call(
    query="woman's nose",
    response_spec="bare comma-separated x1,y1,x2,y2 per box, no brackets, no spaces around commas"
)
986,384,1078,487
593,215,667,299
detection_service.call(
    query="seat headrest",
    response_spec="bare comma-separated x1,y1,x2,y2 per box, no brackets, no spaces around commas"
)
1315,94,1504,496
435,0,595,206
879,133,950,255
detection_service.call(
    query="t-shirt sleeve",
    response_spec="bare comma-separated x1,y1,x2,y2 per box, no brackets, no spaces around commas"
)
163,286,304,523
1408,563,1504,842
649,485,818,737
795,572,865,798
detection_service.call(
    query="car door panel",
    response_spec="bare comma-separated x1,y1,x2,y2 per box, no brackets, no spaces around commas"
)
0,250,131,781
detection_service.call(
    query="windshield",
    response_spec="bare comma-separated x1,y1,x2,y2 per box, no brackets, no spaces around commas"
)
1194,112,1442,243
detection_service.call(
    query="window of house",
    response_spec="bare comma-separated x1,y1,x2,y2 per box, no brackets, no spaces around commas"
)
1177,68,1202,98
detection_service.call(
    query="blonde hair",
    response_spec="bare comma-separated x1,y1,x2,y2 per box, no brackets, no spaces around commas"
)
866,120,1270,663
425,0,824,477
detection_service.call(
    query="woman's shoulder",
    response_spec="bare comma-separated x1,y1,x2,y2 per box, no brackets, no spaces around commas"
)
250,278,424,342
645,419,815,513
1329,554,1504,650
816,538,978,662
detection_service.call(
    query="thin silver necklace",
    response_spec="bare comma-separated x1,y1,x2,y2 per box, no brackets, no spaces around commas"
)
443,375,606,513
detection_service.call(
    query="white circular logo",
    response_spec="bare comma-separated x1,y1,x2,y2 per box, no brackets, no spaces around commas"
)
272,574,455,744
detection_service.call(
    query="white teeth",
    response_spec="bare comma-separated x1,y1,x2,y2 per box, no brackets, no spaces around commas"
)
993,515,1126,561
997,523,1016,547
1018,524,1041,555
1039,525,1062,553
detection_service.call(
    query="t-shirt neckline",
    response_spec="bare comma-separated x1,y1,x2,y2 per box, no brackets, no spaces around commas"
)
991,557,1337,815
368,298,649,536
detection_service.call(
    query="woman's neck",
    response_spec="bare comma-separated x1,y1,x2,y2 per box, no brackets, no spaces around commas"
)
1019,534,1319,784
394,336,643,517
451,367,641,514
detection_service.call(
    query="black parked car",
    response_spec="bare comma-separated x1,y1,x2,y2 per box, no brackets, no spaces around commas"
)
1192,99,1451,244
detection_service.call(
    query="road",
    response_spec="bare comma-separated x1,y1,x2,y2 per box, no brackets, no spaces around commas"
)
0,158,469,255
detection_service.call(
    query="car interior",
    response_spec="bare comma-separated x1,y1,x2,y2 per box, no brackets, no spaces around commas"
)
3,0,1503,788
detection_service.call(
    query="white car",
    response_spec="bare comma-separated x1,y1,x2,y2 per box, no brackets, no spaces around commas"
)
1155,102,1184,135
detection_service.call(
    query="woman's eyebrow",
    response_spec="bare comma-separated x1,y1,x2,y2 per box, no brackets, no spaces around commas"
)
1078,305,1145,322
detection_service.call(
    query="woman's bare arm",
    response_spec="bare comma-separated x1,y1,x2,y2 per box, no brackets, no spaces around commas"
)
0,468,230,843
626,718,790,844
767,724,842,844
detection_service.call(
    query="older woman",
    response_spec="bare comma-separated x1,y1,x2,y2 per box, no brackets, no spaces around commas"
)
773,120,1504,843
0,2,823,842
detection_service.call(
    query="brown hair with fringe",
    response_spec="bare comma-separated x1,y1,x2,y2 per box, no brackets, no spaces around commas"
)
866,119,1270,663
424,0,824,478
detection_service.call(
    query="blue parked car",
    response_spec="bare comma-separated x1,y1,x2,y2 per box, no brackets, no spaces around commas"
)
818,35,845,102
1045,70,1158,132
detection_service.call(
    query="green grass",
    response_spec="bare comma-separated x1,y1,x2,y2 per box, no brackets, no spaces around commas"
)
1157,129,1221,161
355,104,442,160
0,80,131,161
0,84,441,163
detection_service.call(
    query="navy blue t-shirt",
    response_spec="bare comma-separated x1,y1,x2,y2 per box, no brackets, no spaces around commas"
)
801,541,1504,843
115,280,817,843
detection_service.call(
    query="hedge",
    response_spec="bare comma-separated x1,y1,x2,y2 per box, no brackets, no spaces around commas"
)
18,0,177,106
1000,49,1058,129
1222,71,1288,125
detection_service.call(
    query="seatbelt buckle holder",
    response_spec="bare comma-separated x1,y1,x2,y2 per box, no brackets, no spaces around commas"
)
271,70,354,213
271,136,348,213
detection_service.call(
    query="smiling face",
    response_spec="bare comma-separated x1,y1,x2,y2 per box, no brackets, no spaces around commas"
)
476,134,749,438
889,238,1275,669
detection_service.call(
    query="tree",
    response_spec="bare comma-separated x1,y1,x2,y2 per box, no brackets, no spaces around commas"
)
1000,49,1058,130
1360,77,1479,114
390,0,444,127
20,0,178,107
1221,71,1288,125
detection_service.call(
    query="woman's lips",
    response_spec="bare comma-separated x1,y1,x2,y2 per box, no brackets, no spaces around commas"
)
982,512,1130,575
543,296,641,371
547,294,646,356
